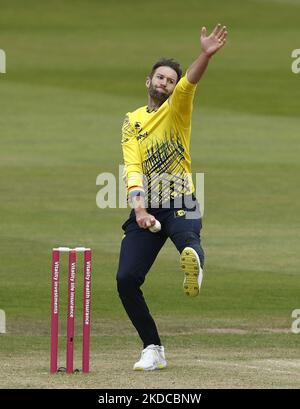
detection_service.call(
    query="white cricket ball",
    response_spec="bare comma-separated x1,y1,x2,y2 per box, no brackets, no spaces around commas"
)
149,219,161,233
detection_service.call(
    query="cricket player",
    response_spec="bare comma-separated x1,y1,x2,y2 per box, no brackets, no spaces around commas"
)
117,24,227,370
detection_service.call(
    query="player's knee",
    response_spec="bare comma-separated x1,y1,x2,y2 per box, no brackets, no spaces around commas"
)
172,231,205,267
116,270,142,295
172,231,199,251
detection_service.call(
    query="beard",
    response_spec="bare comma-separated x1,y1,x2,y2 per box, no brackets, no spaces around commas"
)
148,83,170,104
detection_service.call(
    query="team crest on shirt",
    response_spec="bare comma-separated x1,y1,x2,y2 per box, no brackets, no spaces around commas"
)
134,122,149,141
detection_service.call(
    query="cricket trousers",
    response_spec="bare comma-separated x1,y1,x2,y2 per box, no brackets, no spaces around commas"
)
116,195,205,348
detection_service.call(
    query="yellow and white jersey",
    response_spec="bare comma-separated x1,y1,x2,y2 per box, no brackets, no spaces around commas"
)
121,73,197,205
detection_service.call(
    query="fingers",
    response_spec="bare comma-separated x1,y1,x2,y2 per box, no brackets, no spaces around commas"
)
217,25,227,41
137,216,156,229
145,217,154,228
212,23,222,36
218,34,227,49
218,38,226,49
148,216,156,227
211,24,227,42
201,26,207,38
138,220,150,229
212,24,227,49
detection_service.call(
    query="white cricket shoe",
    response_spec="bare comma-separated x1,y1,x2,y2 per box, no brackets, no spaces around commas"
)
133,344,167,371
180,247,203,297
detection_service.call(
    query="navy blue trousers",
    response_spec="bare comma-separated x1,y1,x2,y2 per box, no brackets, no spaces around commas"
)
116,195,204,348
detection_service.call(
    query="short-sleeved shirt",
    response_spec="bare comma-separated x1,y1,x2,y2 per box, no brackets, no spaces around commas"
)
121,73,197,206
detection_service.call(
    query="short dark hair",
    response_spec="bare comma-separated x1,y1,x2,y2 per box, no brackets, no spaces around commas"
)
149,58,182,83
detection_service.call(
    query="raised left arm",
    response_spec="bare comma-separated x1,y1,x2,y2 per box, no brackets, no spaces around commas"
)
187,24,228,84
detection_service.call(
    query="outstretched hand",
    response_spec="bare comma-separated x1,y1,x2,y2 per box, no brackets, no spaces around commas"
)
201,24,227,57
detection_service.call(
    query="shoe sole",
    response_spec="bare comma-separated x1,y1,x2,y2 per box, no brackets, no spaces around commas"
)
133,363,167,371
180,247,203,297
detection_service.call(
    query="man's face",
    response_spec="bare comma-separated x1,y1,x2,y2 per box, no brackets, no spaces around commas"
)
146,66,178,104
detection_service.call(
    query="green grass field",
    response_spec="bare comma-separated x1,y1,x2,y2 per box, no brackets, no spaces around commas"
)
0,0,300,388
